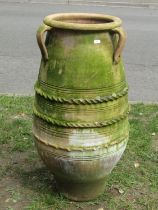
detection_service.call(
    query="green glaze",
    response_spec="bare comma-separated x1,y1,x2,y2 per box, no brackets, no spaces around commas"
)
34,93,129,124
37,29,127,100
33,13,129,201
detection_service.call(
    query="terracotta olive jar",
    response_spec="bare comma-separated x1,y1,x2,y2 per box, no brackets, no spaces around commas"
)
33,13,129,201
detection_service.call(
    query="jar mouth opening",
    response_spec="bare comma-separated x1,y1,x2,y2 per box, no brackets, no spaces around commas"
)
43,13,122,30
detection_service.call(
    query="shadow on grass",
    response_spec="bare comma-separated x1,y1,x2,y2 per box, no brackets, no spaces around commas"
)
12,160,57,194
11,162,70,209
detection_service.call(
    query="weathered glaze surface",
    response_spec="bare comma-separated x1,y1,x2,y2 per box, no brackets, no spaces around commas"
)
33,13,129,201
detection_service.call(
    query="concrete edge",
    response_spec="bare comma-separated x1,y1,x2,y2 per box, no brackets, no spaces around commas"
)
129,101,158,105
0,0,158,8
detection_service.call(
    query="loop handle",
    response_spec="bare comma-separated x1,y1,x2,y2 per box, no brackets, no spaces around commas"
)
112,27,126,64
36,24,52,61
36,24,126,64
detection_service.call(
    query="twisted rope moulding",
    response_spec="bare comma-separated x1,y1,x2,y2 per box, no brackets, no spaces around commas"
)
35,84,128,105
33,105,129,128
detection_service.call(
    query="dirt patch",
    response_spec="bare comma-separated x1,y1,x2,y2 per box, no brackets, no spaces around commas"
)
108,186,121,197
152,134,158,152
0,176,32,210
0,148,44,209
11,113,32,121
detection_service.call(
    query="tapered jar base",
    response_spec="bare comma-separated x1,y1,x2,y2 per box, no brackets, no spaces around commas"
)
56,178,106,201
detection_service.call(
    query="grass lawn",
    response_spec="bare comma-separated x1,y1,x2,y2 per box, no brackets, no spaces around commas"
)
0,95,158,210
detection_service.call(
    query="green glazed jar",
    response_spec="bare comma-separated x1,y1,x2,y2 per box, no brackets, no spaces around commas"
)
33,13,129,201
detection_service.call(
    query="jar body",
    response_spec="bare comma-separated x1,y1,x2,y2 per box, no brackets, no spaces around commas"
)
33,16,129,201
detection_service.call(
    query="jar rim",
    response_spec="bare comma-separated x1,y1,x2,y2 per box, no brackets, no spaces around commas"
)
43,13,122,30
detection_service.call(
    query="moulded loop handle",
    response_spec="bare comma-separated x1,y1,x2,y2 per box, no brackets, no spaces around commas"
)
36,24,52,61
112,27,126,64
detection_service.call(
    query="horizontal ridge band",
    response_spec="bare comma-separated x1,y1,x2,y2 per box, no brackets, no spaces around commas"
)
35,83,128,104
33,105,129,128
